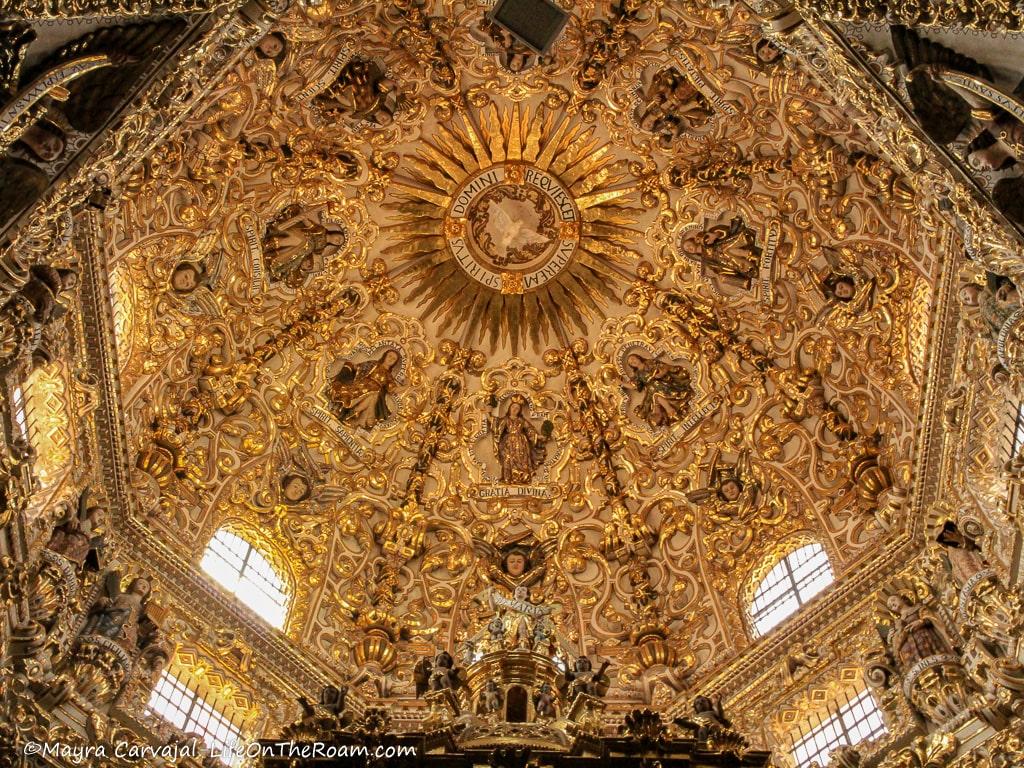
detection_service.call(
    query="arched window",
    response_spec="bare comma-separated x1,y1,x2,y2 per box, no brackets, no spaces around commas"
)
200,528,290,629
791,687,886,768
147,669,243,765
749,542,834,637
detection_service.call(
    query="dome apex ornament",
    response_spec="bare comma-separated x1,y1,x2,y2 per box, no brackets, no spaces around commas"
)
383,98,643,352
444,162,580,295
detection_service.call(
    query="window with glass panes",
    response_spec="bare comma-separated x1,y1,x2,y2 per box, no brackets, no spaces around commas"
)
11,384,27,441
1004,401,1024,461
146,670,242,765
200,529,289,628
749,543,834,637
791,688,886,768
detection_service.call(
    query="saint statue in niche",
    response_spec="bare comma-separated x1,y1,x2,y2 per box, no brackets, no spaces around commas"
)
326,349,402,430
634,66,714,147
885,593,950,668
678,216,760,289
82,573,152,650
959,271,1021,341
263,205,347,288
314,58,398,126
623,353,694,428
490,394,552,484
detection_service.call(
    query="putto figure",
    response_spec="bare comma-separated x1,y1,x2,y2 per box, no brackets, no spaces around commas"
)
561,655,611,700
413,649,466,696
314,58,398,126
634,66,714,146
533,682,557,719
686,450,762,524
490,395,552,484
327,349,402,430
623,353,694,428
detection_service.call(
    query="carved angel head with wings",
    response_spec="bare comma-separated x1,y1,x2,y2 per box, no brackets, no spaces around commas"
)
473,537,558,591
684,450,768,531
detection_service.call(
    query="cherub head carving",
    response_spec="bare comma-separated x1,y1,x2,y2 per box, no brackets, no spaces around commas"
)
503,547,530,578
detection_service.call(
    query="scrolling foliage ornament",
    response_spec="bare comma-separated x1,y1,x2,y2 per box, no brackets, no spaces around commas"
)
40,0,960,731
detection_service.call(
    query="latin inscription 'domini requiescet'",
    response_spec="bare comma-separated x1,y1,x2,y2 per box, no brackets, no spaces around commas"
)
444,163,581,295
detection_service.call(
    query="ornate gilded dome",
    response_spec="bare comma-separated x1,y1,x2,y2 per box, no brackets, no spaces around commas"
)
4,0,1024,764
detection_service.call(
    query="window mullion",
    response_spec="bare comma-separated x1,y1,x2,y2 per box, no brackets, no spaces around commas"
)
184,686,200,730
783,554,801,607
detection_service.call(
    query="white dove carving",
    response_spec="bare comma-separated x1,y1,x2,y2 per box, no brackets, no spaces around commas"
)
484,198,549,263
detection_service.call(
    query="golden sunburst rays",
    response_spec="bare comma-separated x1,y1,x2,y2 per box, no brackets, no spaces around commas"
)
381,101,646,353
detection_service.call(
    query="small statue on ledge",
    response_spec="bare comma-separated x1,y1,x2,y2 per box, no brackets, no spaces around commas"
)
45,489,105,571
533,682,556,719
562,656,611,700
674,696,747,749
281,684,353,739
414,649,466,697
480,679,504,716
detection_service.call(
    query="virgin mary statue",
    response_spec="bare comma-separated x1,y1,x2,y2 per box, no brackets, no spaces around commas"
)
327,349,401,430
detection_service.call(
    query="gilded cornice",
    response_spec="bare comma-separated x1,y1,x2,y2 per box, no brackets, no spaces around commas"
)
0,0,231,17
76,153,345,709
763,9,1024,276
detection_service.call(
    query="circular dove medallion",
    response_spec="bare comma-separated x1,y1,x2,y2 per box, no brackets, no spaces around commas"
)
444,163,580,294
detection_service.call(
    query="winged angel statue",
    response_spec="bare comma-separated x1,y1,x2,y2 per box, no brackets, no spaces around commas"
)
459,538,574,662
685,450,787,563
